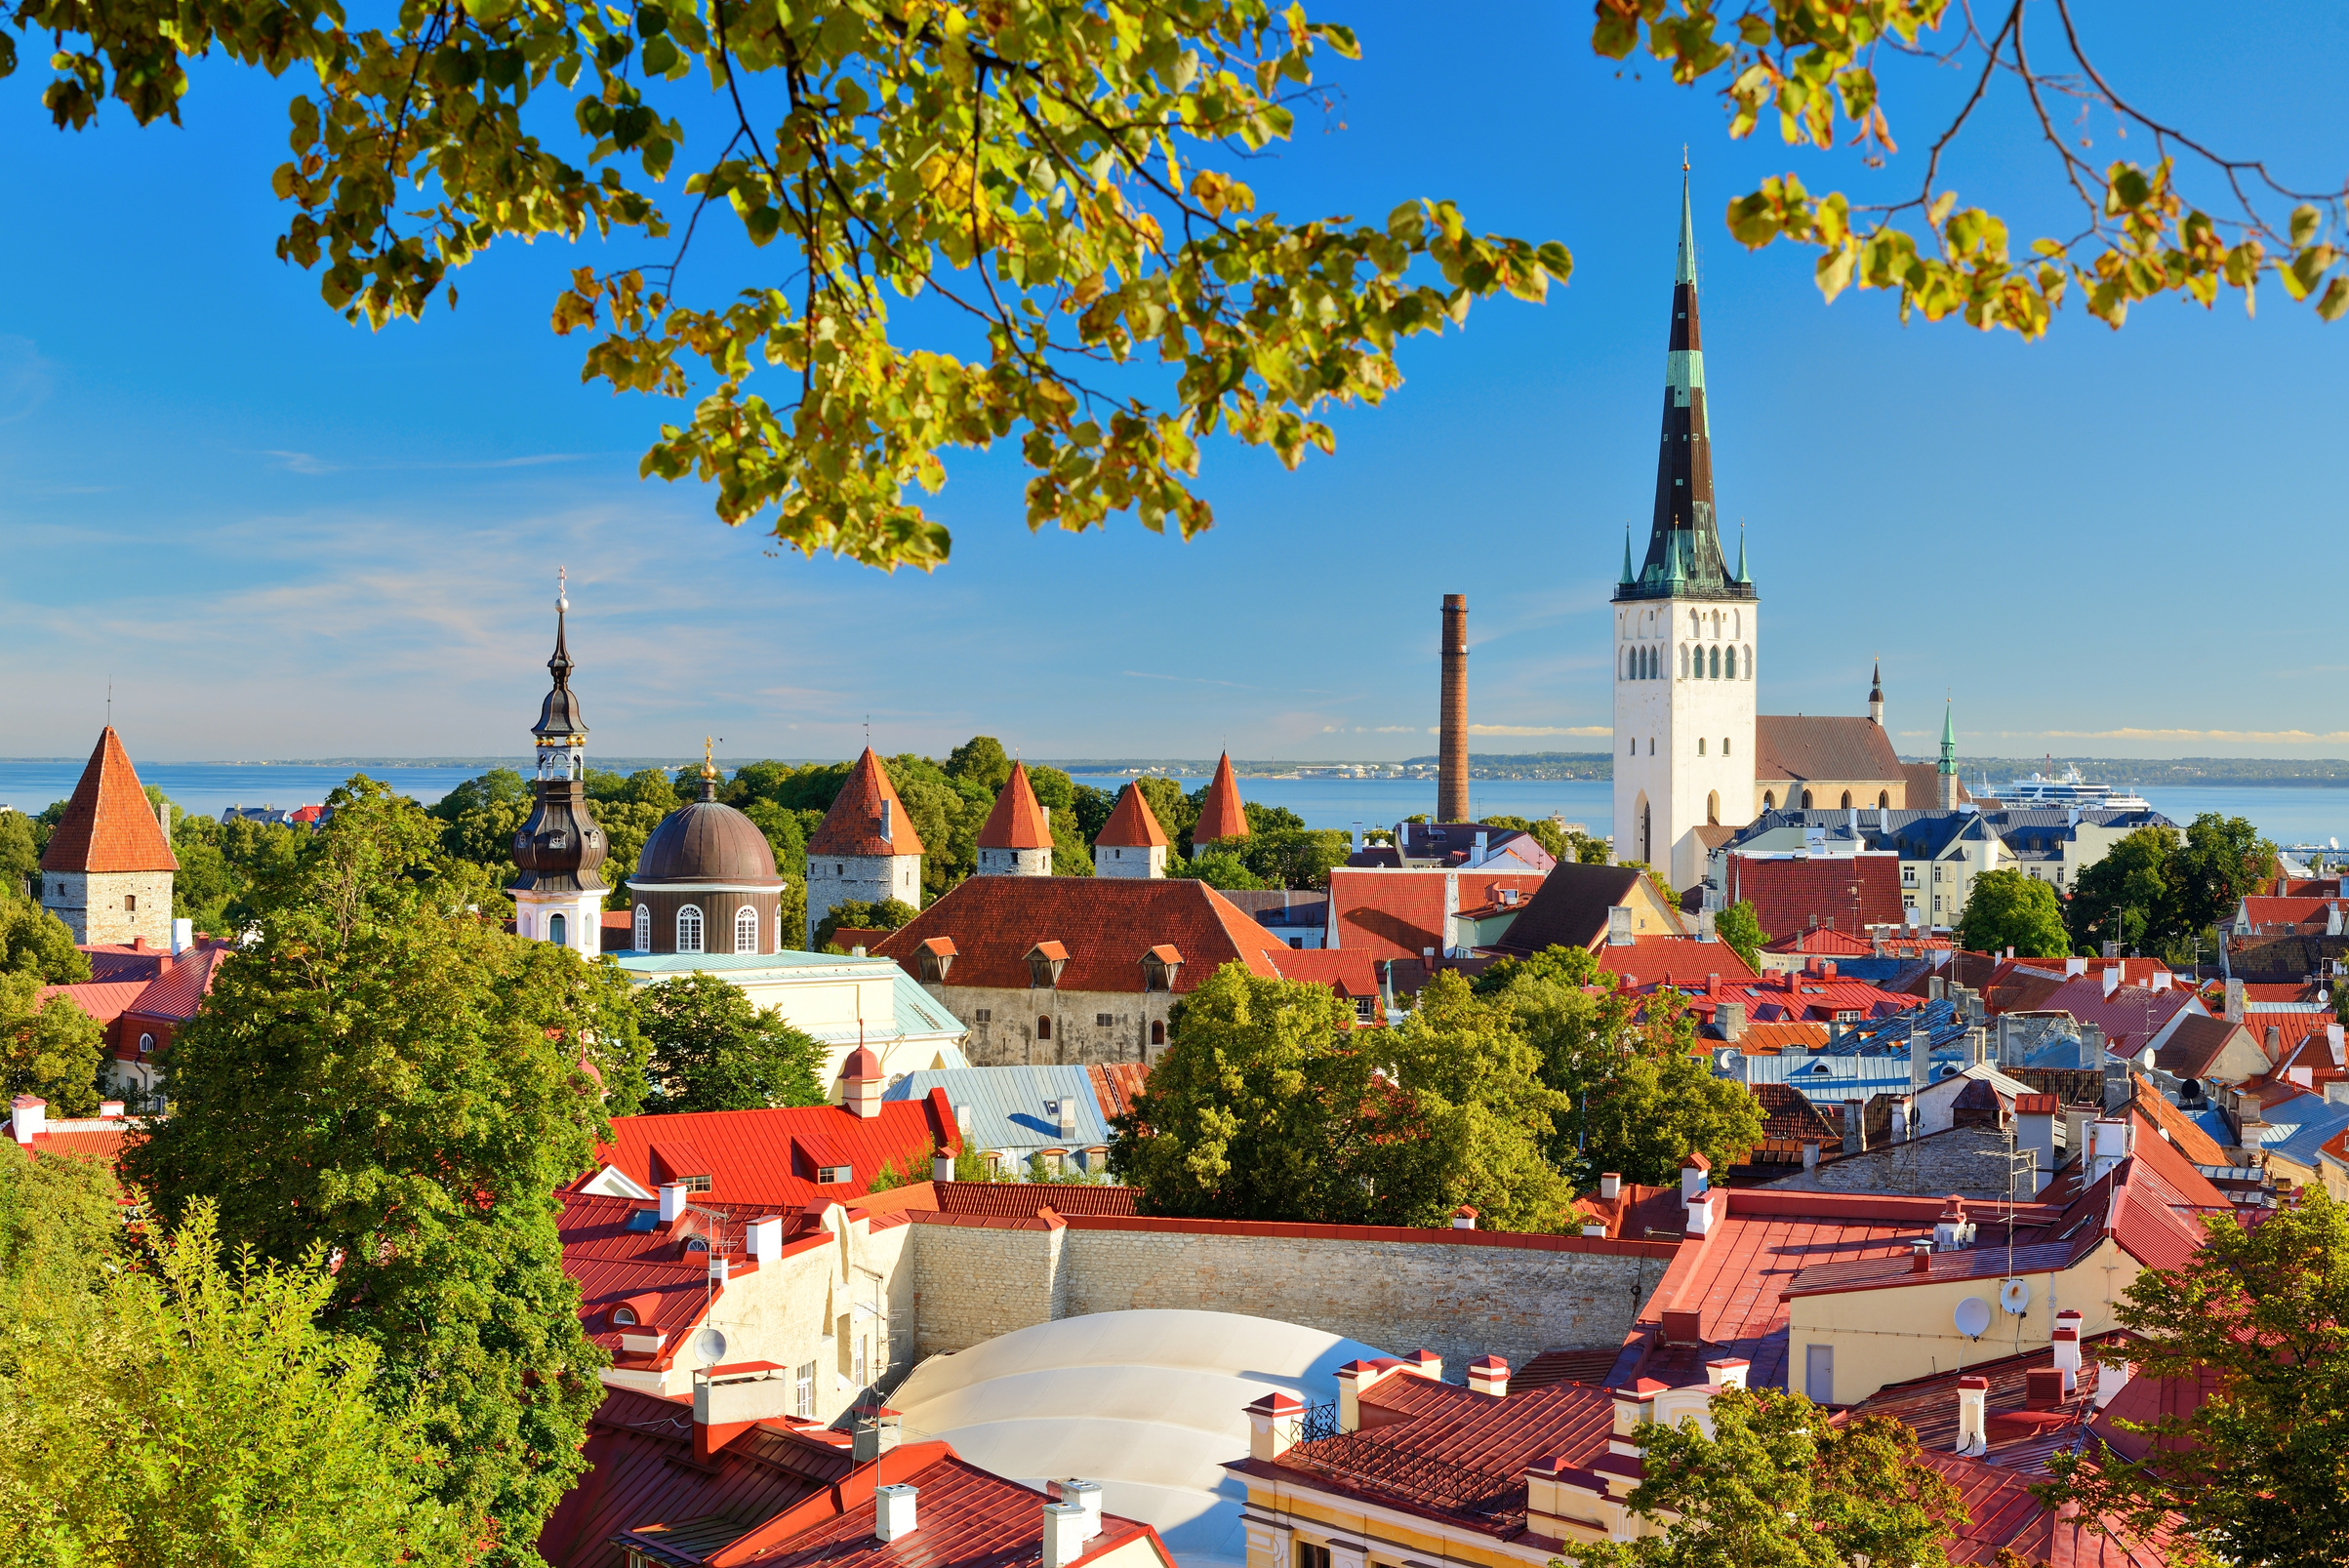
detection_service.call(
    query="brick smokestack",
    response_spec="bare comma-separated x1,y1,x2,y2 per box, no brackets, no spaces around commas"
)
1439,594,1470,823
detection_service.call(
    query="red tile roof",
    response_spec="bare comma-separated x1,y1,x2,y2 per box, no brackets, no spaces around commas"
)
1194,752,1248,844
2032,977,2201,1056
2129,1081,2230,1167
1086,1063,1149,1123
929,1181,1141,1219
1849,1335,2119,1456
1753,714,1905,785
872,877,1296,995
1647,963,1918,1027
1595,937,1758,991
1263,948,1384,1001
1324,867,1547,964
1761,927,1875,956
975,763,1052,851
1723,856,1904,945
1094,783,1168,849
39,728,177,873
571,1096,960,1213
42,940,230,1063
1,1118,139,1165
806,748,926,858
2235,896,2336,934
1735,1021,1832,1054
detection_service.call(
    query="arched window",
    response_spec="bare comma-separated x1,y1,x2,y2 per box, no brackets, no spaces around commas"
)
138,1032,154,1054
1763,791,1777,810
612,1305,638,1327
1800,790,1814,809
1709,646,1721,679
1689,610,1701,637
1151,1020,1165,1046
1679,645,1689,679
548,912,567,947
1628,738,1636,756
1698,738,1707,755
1723,737,1732,756
1648,738,1655,755
633,904,651,950
676,905,705,953
1723,646,1736,680
1841,791,1853,810
775,910,785,949
1879,790,1890,809
1036,1015,1052,1041
1645,646,1656,679
1707,790,1721,826
734,905,759,953
1744,644,1754,679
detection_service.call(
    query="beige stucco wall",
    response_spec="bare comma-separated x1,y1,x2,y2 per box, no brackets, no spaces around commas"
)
1755,777,1907,814
42,869,173,947
1785,1235,2136,1403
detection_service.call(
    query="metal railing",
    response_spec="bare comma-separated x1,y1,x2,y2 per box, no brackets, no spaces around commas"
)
1296,1401,1339,1444
1284,1427,1526,1525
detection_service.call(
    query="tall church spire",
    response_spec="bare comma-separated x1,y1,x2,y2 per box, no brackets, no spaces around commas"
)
1617,166,1741,602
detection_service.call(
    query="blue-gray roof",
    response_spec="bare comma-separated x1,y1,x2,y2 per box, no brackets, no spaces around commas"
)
1727,997,1985,1105
1723,806,2176,864
2254,1093,2349,1169
882,1065,1114,1157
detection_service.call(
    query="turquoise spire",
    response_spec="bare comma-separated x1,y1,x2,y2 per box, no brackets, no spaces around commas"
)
1939,702,1958,776
1734,523,1748,583
1620,525,1635,586
1676,158,1698,286
1664,529,1686,585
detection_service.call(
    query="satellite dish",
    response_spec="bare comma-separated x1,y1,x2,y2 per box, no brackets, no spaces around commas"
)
1954,1297,1993,1340
1999,1278,2032,1316
694,1326,729,1366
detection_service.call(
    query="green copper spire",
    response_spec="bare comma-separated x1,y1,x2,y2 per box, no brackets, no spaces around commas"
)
1734,524,1748,583
1620,525,1635,586
1676,162,1698,286
1938,702,1958,776
1664,529,1686,585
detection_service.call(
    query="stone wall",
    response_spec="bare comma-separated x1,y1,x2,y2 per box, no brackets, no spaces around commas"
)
908,1220,1069,1356
805,853,922,946
43,869,173,947
940,985,1172,1067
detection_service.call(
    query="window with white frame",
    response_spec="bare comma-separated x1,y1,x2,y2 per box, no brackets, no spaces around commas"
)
734,904,759,953
633,904,651,949
676,905,704,953
795,1361,816,1418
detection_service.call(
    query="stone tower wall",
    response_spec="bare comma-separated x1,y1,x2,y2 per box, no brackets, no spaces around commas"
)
806,853,923,945
42,869,173,947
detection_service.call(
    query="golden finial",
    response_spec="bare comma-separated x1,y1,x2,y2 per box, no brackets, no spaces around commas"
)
703,736,716,779
1681,144,1689,173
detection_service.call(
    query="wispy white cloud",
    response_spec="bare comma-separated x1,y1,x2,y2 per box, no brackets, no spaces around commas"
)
1123,669,1259,690
2035,728,2349,744
1464,723,1611,737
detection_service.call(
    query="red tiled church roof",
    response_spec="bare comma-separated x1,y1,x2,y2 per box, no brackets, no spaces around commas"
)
975,762,1052,850
1194,752,1248,844
807,748,925,858
1094,782,1168,849
873,877,1295,994
1724,856,1904,943
39,727,177,873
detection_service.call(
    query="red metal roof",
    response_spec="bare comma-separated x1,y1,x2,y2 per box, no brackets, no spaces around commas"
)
1761,927,1875,955
38,728,177,874
1194,752,1248,844
975,763,1052,851
35,980,148,1025
2235,896,2336,934
872,878,1295,995
1595,937,1758,990
560,1192,756,1362
807,748,926,858
1324,867,1547,964
1094,783,1168,849
1724,856,1904,945
574,1096,958,1213
2032,977,2200,1056
1086,1062,1150,1122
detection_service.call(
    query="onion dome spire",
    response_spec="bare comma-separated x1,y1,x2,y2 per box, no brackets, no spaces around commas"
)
533,568,587,757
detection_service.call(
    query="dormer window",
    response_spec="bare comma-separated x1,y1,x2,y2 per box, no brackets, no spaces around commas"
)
818,1164,852,1185
612,1305,639,1326
916,937,956,985
1026,941,1070,988
1142,944,1184,993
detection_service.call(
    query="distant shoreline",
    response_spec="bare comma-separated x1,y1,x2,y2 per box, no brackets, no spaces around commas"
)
7,752,2349,786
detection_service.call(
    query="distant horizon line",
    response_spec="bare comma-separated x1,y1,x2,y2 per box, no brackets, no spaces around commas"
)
6,751,2349,771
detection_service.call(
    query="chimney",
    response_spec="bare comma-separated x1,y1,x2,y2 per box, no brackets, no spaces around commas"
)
879,798,893,843
1685,1191,1717,1235
2080,1021,2106,1069
709,1255,731,1286
1802,1141,1819,1171
1451,1205,1478,1229
1055,1098,1077,1141
659,1182,688,1223
1909,1026,1931,1092
1843,1099,1865,1154
1966,1026,1988,1067
98,1101,124,1119
1716,1001,1746,1041
1608,905,1634,946
1704,1358,1749,1390
1472,829,1488,867
1041,1503,1092,1568
693,1363,794,1465
2025,1367,2067,1410
876,1484,918,1542
1680,1152,1711,1203
1439,594,1471,823
1406,1349,1443,1381
845,1053,884,1119
745,1215,784,1259
8,1097,44,1145
1245,1391,1305,1460
1954,1375,1990,1455
2089,1117,2132,1185
1467,1355,1510,1396
1910,1240,1931,1274
933,1150,957,1183
1599,1172,1621,1201
171,917,191,956
2102,967,2121,998
2051,1309,2084,1391
1049,1480,1104,1542
1891,1099,1911,1144
2265,1025,2283,1062
2014,1094,2057,1189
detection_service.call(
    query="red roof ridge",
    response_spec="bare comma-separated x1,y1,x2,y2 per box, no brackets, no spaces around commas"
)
807,748,927,858
976,762,1053,850
39,727,177,874
1195,752,1248,844
1095,782,1169,849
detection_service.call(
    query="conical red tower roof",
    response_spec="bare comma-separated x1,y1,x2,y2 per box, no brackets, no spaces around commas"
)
1194,752,1248,844
1095,782,1168,849
40,727,177,874
807,748,926,857
976,762,1053,850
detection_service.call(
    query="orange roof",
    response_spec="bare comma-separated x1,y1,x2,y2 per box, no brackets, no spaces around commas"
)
806,748,925,858
1265,947,1384,1003
975,762,1052,850
39,728,176,873
1195,751,1248,843
1094,782,1168,849
1325,866,1547,963
873,877,1297,993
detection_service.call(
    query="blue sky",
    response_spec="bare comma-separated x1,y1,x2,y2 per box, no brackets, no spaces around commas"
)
2,4,2344,764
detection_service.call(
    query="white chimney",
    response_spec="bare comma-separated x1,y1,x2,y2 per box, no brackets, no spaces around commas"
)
1685,1192,1716,1235
2089,1117,2132,1186
709,1255,731,1286
1890,1099,1911,1144
1955,1375,1989,1455
1040,1504,1091,1568
1465,1355,1510,1396
1451,1206,1478,1229
1050,1479,1104,1540
1600,1172,1622,1200
9,1097,44,1145
2103,967,2121,998
1245,1391,1304,1460
659,1182,688,1223
1055,1098,1077,1141
2052,1309,2084,1392
1704,1358,1749,1390
745,1215,784,1259
98,1101,125,1120
171,917,191,955
933,1150,957,1183
876,1483,918,1541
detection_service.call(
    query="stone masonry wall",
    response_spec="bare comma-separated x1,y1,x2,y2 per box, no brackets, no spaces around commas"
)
909,1221,1068,1356
805,853,921,946
44,870,173,947
939,985,1173,1068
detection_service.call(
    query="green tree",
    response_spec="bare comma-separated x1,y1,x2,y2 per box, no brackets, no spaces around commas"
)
2038,1186,2349,1567
1477,814,1606,867
0,814,35,901
426,767,535,892
2068,826,2177,956
637,972,828,1113
1164,850,1268,891
0,1195,480,1568
1714,901,1767,968
1071,784,1118,844
1958,868,2072,957
813,898,919,953
0,895,90,985
591,797,674,907
1570,1385,1963,1568
945,738,1014,794
0,975,103,1117
2171,813,2279,945
122,779,648,1564
741,798,812,943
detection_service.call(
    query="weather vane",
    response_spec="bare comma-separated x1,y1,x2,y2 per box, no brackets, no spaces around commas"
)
557,565,569,611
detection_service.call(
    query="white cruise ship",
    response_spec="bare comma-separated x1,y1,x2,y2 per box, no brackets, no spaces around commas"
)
1993,764,2152,812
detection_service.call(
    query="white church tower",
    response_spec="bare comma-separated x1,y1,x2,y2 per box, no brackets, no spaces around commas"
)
1612,171,1759,895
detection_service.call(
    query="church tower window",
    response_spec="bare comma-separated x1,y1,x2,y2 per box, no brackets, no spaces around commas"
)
1724,646,1736,679
677,905,705,953
1709,646,1721,679
634,905,651,949
735,905,759,953
1699,738,1707,755
548,912,567,947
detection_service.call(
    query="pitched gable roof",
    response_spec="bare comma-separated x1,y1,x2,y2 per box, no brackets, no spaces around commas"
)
1479,863,1644,957
1325,866,1548,963
806,748,925,857
39,728,177,873
873,876,1296,993
572,1096,959,1213
975,762,1052,850
1094,782,1168,849
1195,752,1248,843
1753,714,1905,785
1724,855,1905,942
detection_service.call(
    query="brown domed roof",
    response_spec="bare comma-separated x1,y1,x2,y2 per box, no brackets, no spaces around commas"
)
636,776,783,887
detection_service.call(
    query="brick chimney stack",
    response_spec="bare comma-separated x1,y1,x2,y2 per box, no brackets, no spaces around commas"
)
1439,594,1470,823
